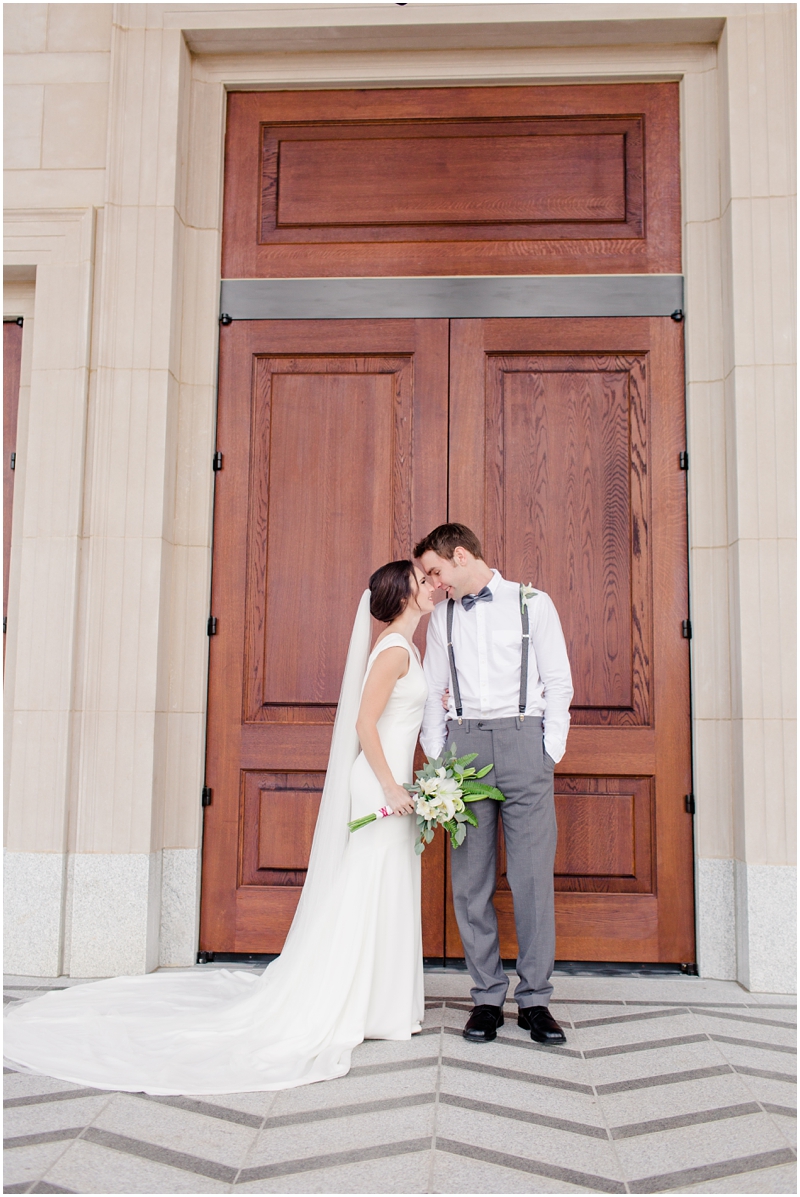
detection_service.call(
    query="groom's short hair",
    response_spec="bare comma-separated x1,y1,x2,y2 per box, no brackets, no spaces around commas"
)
414,523,483,562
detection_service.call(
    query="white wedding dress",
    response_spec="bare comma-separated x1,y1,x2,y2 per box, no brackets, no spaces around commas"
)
4,598,427,1095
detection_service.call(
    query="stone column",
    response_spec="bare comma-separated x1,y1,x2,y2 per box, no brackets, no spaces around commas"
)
64,11,193,975
682,46,738,983
718,8,796,992
3,209,96,976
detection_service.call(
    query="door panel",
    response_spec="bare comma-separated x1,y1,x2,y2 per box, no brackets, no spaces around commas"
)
446,318,693,963
201,320,448,954
223,84,679,279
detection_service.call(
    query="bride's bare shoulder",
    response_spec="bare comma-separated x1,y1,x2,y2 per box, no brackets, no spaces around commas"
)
370,633,411,676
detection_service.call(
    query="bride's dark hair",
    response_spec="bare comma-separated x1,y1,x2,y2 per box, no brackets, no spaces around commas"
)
369,560,416,623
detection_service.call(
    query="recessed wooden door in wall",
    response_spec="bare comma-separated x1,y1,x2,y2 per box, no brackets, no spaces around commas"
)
201,320,448,953
446,318,694,963
205,79,691,963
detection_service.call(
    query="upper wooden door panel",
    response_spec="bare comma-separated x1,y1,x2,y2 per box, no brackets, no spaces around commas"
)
222,85,680,278
451,319,653,728
245,350,419,727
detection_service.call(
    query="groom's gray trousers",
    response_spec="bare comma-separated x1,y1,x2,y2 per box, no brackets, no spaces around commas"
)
446,715,557,1009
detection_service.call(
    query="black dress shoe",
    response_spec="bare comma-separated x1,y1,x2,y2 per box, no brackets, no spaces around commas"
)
463,1004,504,1042
518,1005,567,1044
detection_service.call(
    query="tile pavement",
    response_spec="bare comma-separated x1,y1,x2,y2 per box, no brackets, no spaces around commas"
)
3,971,795,1194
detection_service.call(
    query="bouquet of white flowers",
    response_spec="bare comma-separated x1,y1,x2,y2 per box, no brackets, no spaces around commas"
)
347,744,505,854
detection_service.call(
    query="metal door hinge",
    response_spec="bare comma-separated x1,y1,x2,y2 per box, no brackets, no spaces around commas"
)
3,316,23,327
212,451,223,472
685,793,696,814
197,950,216,963
2,617,6,634
219,313,233,326
679,451,689,470
682,619,692,639
201,786,212,808
207,616,217,635
10,452,16,470
671,309,684,322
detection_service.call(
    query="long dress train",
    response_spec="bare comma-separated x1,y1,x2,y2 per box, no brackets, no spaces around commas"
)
4,604,427,1095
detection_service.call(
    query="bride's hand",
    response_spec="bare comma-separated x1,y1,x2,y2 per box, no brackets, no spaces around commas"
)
384,782,415,816
441,688,450,711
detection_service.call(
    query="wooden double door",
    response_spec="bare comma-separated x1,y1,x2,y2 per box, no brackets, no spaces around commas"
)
201,314,694,964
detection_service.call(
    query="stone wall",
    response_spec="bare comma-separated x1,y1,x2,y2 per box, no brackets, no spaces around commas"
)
3,2,796,990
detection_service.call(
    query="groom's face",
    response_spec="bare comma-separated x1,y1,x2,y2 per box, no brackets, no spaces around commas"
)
419,549,462,599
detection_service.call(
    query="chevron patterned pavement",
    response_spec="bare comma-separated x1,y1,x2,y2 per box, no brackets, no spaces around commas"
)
3,971,795,1193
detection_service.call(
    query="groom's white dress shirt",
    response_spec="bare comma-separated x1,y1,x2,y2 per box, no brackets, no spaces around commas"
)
420,570,573,763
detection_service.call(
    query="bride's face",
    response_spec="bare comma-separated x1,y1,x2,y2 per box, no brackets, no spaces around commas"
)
408,567,435,614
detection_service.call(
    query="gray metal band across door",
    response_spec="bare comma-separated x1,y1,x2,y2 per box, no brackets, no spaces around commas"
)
219,275,684,321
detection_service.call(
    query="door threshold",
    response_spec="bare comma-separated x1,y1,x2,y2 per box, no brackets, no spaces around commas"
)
197,954,698,978
423,958,697,976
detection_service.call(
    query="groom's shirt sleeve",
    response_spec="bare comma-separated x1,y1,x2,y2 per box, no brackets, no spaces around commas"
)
420,606,450,759
533,592,574,764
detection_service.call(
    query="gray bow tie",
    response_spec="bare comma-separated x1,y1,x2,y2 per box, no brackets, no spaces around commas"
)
462,586,493,612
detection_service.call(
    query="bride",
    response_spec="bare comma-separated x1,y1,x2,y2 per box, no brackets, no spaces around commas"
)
4,561,435,1095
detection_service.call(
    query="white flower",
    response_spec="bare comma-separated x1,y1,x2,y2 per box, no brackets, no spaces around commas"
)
418,777,439,796
416,798,435,820
520,583,539,611
436,777,462,800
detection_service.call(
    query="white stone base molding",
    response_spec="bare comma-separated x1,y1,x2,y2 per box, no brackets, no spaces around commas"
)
3,851,67,977
64,853,163,979
695,857,737,981
735,861,797,994
4,850,201,977
159,848,202,968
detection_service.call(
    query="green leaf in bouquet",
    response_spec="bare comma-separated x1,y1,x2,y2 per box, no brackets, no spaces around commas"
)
474,763,494,778
462,808,479,827
454,822,467,846
414,839,425,855
423,827,435,843
478,784,506,802
459,780,488,800
453,752,479,768
461,780,506,802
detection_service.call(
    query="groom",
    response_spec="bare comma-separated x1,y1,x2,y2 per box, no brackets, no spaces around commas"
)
415,524,573,1045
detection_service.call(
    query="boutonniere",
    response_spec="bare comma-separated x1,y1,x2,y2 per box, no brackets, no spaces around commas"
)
520,583,539,611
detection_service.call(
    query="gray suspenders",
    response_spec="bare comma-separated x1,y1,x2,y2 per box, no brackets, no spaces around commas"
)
446,599,464,722
446,584,530,724
519,589,530,716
